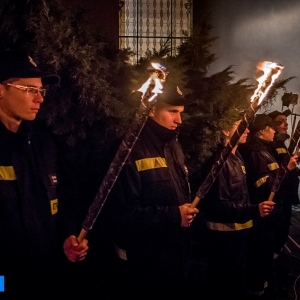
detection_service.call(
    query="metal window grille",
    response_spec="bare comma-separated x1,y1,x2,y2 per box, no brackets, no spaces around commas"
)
119,0,192,64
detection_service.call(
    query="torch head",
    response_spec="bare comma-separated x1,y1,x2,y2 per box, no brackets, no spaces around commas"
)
136,63,194,107
251,61,284,106
137,63,168,103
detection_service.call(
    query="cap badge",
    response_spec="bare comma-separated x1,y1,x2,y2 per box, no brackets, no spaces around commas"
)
176,86,183,96
28,56,37,67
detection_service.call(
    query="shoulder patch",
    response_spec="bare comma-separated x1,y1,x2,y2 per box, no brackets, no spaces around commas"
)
50,199,58,215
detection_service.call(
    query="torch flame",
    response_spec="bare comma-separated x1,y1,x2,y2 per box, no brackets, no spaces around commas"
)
250,61,284,106
137,62,167,103
148,77,163,102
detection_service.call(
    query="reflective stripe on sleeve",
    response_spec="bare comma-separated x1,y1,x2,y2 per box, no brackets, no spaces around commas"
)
268,162,279,170
255,175,269,188
276,148,287,154
0,166,16,180
206,220,253,231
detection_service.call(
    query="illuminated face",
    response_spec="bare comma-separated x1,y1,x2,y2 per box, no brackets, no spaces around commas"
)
261,126,276,142
228,120,249,144
273,114,288,134
0,78,44,122
149,102,184,130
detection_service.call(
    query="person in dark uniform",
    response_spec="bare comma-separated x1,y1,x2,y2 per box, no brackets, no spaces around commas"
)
110,80,199,298
0,50,88,298
267,109,300,294
198,116,275,300
241,114,298,298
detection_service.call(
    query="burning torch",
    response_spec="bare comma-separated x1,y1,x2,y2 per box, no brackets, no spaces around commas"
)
191,61,284,208
77,63,167,242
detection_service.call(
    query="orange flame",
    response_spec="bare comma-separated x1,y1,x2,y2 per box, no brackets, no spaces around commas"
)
251,61,284,106
137,63,166,103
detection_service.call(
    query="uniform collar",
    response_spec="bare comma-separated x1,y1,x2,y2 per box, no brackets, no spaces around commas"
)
146,118,178,143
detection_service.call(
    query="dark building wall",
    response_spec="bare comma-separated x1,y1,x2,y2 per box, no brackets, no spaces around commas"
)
63,0,119,48
192,0,211,28
0,0,120,47
0,0,200,50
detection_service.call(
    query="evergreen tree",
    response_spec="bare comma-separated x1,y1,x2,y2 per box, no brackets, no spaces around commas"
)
0,0,296,179
0,0,137,150
0,0,144,221
133,15,295,176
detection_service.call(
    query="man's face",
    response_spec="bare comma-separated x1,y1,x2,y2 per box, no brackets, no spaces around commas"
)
149,102,184,130
0,78,44,122
273,114,288,134
228,120,249,144
261,126,276,142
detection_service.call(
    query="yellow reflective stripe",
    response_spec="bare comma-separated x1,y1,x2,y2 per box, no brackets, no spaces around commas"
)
206,220,253,231
135,157,167,172
255,175,269,188
0,166,16,180
276,148,287,154
268,162,279,170
241,166,246,174
50,199,58,215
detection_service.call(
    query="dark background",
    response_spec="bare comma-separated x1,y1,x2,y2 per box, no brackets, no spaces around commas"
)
61,0,300,115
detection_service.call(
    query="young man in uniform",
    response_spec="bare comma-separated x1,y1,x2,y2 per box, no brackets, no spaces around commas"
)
199,115,275,300
110,81,199,298
267,109,300,294
0,50,88,297
242,114,298,298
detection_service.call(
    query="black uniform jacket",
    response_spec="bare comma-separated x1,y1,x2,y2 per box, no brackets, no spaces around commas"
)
242,136,286,229
0,120,59,273
273,134,299,205
201,144,259,230
111,118,191,280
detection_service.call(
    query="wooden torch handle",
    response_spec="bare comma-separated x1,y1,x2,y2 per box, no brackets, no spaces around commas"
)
77,228,88,243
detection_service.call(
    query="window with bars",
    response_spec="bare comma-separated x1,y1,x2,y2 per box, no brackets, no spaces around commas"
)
119,0,192,64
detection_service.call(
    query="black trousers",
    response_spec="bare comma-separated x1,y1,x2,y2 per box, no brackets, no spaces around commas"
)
206,229,250,300
246,226,276,293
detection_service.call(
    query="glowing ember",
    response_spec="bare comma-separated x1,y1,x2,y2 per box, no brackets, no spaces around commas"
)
251,61,284,106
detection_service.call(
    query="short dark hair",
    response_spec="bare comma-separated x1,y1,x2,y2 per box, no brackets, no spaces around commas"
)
249,114,282,133
267,109,291,120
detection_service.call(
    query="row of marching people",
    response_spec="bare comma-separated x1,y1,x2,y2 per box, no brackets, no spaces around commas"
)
192,109,299,299
58,79,299,299
101,84,299,299
1,49,298,299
